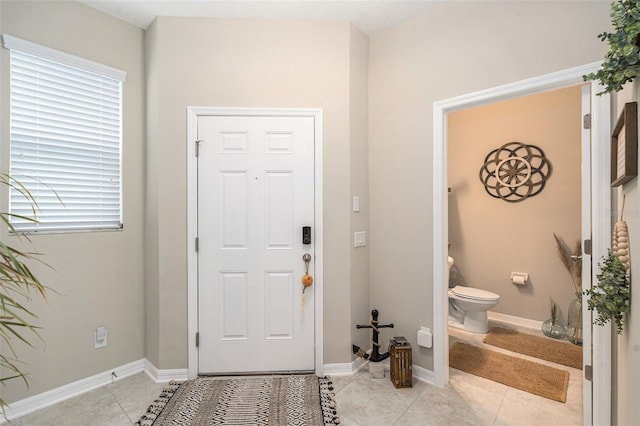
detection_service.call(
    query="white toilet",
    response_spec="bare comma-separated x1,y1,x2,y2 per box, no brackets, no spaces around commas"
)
446,257,499,333
448,286,500,333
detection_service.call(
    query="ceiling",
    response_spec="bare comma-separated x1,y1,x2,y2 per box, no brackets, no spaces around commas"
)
78,0,438,35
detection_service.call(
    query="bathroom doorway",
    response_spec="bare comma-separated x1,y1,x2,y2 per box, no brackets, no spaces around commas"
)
432,63,612,425
448,86,582,325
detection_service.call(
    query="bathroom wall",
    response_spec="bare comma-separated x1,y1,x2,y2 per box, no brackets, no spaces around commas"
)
448,85,583,322
611,82,640,425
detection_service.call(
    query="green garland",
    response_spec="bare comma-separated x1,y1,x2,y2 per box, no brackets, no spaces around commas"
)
584,250,630,334
584,0,640,94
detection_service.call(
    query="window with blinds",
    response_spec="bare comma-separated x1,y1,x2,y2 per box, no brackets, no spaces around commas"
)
4,35,126,232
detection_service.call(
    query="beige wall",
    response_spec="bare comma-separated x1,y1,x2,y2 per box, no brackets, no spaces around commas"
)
2,0,631,415
349,26,371,353
448,86,582,322
0,1,145,402
145,17,370,367
612,82,640,425
369,1,610,371
144,18,161,368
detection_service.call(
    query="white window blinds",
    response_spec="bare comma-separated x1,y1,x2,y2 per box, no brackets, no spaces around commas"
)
4,35,126,232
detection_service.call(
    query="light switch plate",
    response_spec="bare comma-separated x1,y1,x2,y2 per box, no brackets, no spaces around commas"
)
353,196,360,212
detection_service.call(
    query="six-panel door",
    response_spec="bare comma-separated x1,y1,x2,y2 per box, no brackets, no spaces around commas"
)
197,115,315,374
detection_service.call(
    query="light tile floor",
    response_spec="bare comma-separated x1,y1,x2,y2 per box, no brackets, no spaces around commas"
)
11,373,165,425
335,322,583,425
11,323,582,425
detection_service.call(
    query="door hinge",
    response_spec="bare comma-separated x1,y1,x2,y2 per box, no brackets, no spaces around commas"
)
584,239,592,256
195,332,199,347
585,364,593,381
195,140,203,157
583,113,591,130
195,237,199,252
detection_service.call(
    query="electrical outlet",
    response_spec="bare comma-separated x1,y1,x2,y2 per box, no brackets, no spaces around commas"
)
354,231,367,248
95,326,108,349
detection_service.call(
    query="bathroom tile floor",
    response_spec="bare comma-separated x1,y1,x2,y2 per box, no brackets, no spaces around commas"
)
12,323,582,425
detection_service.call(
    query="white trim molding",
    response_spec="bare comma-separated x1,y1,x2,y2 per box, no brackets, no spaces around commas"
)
186,107,324,379
432,62,611,422
322,356,368,377
3,359,145,422
323,360,435,387
144,359,189,383
2,359,188,423
487,311,543,331
412,364,436,385
322,363,355,377
589,76,613,426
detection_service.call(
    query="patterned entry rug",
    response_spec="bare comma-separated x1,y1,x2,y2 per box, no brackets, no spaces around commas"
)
136,375,339,426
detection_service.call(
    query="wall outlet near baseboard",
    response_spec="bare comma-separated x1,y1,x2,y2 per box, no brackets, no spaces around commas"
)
95,326,108,349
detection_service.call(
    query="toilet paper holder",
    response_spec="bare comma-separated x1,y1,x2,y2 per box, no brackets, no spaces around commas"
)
511,271,529,285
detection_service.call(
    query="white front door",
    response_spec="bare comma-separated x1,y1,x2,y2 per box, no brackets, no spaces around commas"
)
197,115,316,374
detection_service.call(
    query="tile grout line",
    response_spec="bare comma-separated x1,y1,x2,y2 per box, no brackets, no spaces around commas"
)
491,384,510,425
391,382,431,425
106,384,135,425
333,371,387,426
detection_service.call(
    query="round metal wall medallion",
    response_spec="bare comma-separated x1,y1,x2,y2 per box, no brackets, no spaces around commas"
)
479,142,551,202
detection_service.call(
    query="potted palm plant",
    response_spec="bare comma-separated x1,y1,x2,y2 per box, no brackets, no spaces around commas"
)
0,173,52,410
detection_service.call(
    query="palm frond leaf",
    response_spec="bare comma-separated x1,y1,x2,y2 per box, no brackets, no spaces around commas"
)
0,173,57,412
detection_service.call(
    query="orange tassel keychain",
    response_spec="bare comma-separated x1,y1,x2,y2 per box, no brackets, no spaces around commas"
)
302,273,314,288
302,253,313,306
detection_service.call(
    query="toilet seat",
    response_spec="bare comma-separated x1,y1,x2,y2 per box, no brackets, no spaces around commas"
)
450,286,499,301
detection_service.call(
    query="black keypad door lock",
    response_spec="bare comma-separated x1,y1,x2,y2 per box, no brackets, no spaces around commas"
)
302,226,311,245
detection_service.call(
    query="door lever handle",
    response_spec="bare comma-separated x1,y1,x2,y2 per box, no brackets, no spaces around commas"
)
571,255,582,261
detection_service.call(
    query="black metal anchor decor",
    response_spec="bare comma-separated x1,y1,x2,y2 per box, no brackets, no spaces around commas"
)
352,309,394,362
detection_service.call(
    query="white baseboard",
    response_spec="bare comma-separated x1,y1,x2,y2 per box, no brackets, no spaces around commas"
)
3,358,188,423
383,360,435,385
3,359,145,422
488,311,542,331
3,354,434,422
322,356,370,377
324,358,435,387
352,357,367,374
322,362,353,376
412,364,435,385
144,359,189,383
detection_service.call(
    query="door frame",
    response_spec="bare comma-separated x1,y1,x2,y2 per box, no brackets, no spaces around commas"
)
186,107,324,379
432,62,611,425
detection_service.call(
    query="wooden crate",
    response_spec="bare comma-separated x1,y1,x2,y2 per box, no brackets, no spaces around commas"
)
389,337,412,388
